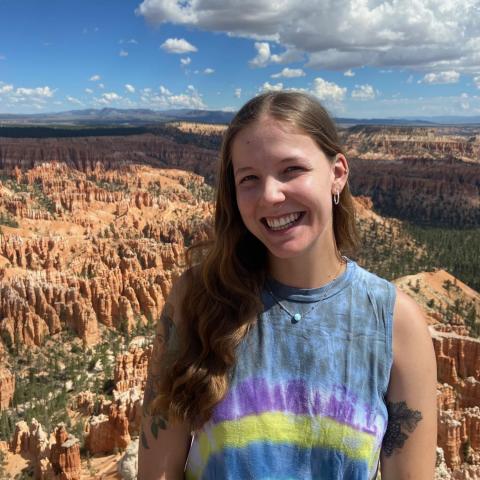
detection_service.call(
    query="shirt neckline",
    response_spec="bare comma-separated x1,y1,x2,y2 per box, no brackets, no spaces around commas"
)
265,257,356,303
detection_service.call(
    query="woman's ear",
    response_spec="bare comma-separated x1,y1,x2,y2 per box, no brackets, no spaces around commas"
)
331,153,349,194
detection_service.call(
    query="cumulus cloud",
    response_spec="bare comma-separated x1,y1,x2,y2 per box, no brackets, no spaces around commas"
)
180,57,191,66
66,96,83,105
351,84,376,100
160,38,197,54
119,49,129,57
421,70,460,84
271,67,305,78
474,76,480,88
311,77,346,105
234,87,242,98
136,1,480,72
0,84,56,109
250,42,271,67
125,84,135,93
344,69,355,77
15,86,54,97
159,85,171,95
89,74,101,81
261,82,284,92
249,42,303,68
85,88,93,94
0,84,14,94
95,92,122,105
203,68,214,74
103,92,121,101
140,84,206,109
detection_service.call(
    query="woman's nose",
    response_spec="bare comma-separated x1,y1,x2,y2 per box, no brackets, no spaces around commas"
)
260,176,286,205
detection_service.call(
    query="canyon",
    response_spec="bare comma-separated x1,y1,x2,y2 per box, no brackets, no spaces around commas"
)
0,123,479,479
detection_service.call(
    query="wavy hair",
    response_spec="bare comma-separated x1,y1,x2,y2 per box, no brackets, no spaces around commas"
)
151,91,359,429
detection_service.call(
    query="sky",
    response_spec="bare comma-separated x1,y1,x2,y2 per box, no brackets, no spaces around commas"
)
1,0,480,118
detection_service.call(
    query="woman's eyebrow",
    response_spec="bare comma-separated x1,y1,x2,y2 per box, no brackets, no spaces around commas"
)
234,165,254,176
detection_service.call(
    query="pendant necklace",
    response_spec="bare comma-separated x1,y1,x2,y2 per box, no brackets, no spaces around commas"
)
266,258,346,324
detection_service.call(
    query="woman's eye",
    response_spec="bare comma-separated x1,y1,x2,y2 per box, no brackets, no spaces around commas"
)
285,166,303,173
239,175,257,184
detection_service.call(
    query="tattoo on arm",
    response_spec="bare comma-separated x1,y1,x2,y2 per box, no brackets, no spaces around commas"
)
140,302,175,449
382,400,423,457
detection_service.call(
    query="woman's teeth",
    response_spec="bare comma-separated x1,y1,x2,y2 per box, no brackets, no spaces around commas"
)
265,212,302,230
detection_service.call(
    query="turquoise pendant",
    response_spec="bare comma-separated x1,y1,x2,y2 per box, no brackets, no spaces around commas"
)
293,313,301,322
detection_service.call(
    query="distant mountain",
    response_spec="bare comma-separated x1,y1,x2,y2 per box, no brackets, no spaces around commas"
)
403,115,480,125
1,107,480,126
0,108,235,126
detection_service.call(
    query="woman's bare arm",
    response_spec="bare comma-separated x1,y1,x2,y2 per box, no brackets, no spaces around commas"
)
138,283,192,480
380,288,437,479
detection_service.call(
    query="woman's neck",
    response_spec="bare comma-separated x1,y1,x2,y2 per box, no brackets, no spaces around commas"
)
267,245,346,289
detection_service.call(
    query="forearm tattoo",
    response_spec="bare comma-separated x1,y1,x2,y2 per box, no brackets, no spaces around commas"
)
382,400,423,456
141,302,175,450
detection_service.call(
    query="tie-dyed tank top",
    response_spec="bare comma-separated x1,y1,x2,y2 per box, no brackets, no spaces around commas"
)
184,258,396,479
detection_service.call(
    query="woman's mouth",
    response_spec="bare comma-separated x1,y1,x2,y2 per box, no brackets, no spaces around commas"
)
262,211,305,231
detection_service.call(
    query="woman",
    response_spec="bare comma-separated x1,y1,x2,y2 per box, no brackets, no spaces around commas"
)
138,91,437,479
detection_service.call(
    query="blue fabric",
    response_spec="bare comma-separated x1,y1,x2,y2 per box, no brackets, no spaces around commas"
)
185,259,396,479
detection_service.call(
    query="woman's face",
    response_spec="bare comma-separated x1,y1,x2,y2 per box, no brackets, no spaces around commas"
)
231,115,347,263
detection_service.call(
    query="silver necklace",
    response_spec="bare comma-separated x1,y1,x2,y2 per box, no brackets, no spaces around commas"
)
266,260,346,324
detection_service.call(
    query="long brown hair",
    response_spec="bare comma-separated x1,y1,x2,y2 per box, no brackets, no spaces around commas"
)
151,91,359,429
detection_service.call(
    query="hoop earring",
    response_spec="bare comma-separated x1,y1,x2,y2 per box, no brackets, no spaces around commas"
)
333,191,340,205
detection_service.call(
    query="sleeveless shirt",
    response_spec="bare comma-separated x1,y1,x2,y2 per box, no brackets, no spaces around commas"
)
184,258,396,480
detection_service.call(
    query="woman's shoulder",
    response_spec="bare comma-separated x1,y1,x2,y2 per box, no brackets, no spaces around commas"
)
349,260,396,301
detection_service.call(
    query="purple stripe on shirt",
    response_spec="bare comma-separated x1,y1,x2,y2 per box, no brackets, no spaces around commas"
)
212,377,378,435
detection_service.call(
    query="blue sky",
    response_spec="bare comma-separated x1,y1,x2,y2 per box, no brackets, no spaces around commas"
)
1,0,480,118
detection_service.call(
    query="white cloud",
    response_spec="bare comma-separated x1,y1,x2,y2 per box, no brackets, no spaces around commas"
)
96,92,122,105
15,86,54,97
421,70,460,84
140,84,206,109
406,75,414,84
234,88,242,98
311,77,346,105
160,38,197,54
180,57,191,66
119,49,129,57
66,96,83,106
0,84,13,94
103,92,121,101
374,93,480,116
98,83,105,89
261,82,284,92
125,84,135,93
249,42,302,68
0,84,55,109
85,88,93,94
344,69,355,77
250,42,271,67
351,84,376,101
459,92,469,110
203,68,215,75
137,1,480,72
474,76,480,88
271,67,305,78
89,74,101,82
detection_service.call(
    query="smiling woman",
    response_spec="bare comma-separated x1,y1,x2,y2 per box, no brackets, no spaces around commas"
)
138,91,437,480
